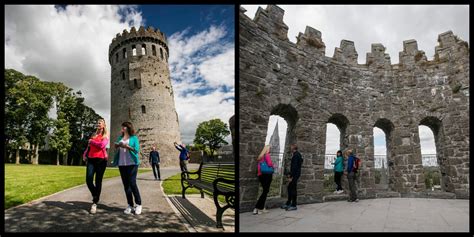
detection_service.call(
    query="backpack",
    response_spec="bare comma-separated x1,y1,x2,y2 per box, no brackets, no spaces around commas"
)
353,156,362,172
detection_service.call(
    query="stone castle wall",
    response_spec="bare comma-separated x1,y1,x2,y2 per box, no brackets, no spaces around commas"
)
239,5,469,212
109,26,181,168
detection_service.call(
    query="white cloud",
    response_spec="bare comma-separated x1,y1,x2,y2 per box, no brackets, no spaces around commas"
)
5,5,143,137
242,5,469,64
419,125,436,154
168,25,235,144
325,123,340,155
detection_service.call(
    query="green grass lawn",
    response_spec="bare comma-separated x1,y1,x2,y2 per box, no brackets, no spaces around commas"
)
162,170,233,204
5,164,151,209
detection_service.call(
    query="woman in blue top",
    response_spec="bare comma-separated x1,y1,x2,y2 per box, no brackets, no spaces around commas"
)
112,121,142,215
332,150,344,194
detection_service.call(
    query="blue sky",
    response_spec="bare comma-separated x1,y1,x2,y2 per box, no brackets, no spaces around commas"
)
5,5,235,144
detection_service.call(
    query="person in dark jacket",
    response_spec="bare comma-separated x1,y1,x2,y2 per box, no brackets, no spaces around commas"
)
281,143,303,211
174,142,189,174
149,146,161,180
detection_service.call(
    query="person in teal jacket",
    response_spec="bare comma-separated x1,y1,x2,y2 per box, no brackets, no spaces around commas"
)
112,121,142,215
332,150,344,194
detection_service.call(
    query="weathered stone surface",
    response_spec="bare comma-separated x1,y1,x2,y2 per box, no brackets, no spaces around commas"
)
108,27,181,168
239,5,469,212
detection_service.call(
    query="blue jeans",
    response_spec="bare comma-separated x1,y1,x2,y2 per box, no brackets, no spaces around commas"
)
119,165,142,206
86,158,107,204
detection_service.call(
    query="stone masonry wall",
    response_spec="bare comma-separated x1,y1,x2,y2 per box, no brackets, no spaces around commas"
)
239,5,469,212
109,26,181,168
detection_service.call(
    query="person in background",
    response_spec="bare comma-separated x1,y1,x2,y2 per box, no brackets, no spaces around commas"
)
344,149,359,202
174,141,189,175
149,145,161,180
332,150,344,194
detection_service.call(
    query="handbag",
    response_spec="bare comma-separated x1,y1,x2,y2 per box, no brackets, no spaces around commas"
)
260,155,274,174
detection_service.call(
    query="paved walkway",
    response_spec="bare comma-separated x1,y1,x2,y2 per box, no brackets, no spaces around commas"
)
240,198,469,232
5,165,198,232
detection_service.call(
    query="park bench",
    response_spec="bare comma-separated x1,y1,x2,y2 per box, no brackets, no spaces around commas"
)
181,162,235,229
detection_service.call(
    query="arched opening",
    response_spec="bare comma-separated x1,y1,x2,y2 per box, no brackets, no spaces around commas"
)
323,114,349,193
121,71,125,80
257,104,298,200
141,105,146,114
374,118,394,191
141,44,146,55
132,45,137,56
123,48,127,59
419,117,443,192
115,53,119,63
160,48,164,60
152,45,157,56
134,79,138,88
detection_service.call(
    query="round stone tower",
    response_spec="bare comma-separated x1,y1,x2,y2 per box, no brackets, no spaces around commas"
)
108,26,181,167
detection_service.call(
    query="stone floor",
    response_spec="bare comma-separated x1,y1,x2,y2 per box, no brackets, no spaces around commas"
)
240,198,469,232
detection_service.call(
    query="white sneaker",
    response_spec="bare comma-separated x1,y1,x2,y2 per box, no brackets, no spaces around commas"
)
135,205,142,215
261,208,269,213
90,204,97,214
333,190,338,194
339,190,344,194
253,208,259,215
124,205,133,215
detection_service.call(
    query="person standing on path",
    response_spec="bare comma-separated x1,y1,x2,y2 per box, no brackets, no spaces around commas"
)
174,142,189,175
253,145,274,215
345,149,359,202
83,118,109,214
149,145,161,180
281,144,303,211
112,121,143,215
332,150,344,194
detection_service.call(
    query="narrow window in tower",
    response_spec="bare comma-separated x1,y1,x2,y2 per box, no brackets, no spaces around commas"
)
115,53,119,63
165,52,167,62
141,105,146,114
160,48,164,60
128,107,131,120
132,45,137,56
123,48,127,59
122,71,125,80
134,79,138,88
152,45,156,56
142,44,146,55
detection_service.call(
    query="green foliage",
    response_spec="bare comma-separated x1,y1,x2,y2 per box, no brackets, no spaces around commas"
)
4,164,151,209
323,173,335,193
49,116,72,163
424,168,441,189
193,119,230,159
374,169,381,184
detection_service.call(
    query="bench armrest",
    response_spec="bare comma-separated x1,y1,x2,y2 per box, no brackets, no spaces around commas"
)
181,170,200,180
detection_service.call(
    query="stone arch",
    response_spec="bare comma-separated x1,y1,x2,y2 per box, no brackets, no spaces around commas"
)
419,116,450,192
269,103,298,198
327,113,350,150
373,118,395,191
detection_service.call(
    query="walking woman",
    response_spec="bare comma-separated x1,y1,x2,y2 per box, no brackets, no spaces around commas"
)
112,121,142,215
253,145,274,215
83,118,109,214
332,150,344,194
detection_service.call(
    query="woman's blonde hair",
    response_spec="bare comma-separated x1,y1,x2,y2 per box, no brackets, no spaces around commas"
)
95,118,108,138
257,145,270,160
344,149,353,157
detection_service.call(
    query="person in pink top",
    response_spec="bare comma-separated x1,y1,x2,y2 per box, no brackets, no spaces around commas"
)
83,118,109,214
253,145,274,215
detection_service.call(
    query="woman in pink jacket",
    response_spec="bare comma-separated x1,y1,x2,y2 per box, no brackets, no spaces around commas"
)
253,145,274,215
83,118,109,214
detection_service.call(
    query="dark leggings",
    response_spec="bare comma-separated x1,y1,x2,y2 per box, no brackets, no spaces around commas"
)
286,178,298,207
334,171,343,191
255,173,273,210
152,163,161,179
86,158,107,204
119,165,142,206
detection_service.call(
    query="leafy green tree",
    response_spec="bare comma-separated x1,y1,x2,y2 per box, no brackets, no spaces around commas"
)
193,119,230,160
49,112,72,165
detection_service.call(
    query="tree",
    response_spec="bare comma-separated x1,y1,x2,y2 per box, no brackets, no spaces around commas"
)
49,113,72,165
193,119,230,160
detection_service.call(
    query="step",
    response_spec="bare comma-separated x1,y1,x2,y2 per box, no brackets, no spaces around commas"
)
375,191,401,198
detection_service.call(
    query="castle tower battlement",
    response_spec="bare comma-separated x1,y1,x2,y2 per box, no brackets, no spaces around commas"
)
108,26,181,168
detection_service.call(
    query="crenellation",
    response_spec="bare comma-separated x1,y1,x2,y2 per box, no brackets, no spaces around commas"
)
366,43,391,69
254,5,288,41
296,26,326,56
333,40,358,66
